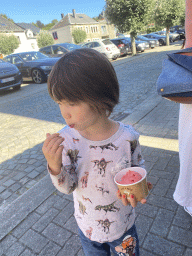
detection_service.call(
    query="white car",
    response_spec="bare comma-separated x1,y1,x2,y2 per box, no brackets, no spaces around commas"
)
82,39,120,60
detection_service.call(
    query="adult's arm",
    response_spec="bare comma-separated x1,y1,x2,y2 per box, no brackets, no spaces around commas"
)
185,0,192,48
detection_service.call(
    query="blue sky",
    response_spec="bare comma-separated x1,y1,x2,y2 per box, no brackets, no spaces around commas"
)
1,0,106,24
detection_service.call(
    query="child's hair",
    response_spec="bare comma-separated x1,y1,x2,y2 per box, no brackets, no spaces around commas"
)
47,48,119,117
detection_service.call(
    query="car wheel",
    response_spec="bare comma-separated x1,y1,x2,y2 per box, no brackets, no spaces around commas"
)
32,69,45,84
159,39,164,46
13,85,21,90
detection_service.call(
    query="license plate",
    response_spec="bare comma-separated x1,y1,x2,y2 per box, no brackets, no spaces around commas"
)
1,77,14,83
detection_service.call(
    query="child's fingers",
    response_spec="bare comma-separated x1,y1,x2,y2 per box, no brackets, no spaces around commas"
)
56,145,64,156
117,190,122,199
50,137,64,152
129,194,137,208
122,194,130,206
43,133,60,147
147,182,153,191
140,198,147,204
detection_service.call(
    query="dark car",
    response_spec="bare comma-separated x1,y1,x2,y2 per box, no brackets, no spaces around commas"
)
0,59,22,91
142,33,167,46
39,43,81,57
110,38,131,56
170,25,185,40
3,51,60,84
122,37,146,52
136,35,157,48
154,30,180,42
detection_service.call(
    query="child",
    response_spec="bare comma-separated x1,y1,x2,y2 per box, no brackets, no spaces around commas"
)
42,48,151,256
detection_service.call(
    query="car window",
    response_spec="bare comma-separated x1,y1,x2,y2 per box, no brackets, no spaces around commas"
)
102,39,113,45
4,56,12,63
92,42,100,47
60,43,81,51
52,46,68,54
41,46,52,55
12,56,22,64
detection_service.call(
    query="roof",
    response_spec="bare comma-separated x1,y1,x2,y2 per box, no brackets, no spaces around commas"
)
0,16,24,32
50,12,98,31
16,23,40,34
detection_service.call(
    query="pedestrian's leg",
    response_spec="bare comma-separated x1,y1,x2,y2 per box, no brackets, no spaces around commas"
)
108,224,139,256
78,227,111,256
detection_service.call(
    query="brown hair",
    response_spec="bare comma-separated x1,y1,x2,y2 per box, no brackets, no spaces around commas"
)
47,48,119,117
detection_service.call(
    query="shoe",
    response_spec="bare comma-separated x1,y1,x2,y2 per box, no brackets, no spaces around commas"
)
184,206,192,216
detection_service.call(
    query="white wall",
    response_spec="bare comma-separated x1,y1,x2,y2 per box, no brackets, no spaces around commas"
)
11,32,39,53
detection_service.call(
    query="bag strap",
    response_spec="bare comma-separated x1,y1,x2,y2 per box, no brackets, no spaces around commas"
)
167,47,192,73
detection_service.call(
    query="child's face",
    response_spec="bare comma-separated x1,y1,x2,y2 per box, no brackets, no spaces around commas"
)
58,100,103,134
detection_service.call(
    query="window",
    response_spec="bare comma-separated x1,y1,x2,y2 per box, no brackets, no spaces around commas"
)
85,26,89,33
91,26,98,33
52,32,58,40
76,26,83,30
92,42,100,48
101,26,107,34
52,46,68,54
41,46,52,55
31,43,35,49
12,56,22,64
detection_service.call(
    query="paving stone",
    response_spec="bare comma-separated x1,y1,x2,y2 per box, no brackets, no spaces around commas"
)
168,225,192,247
184,248,192,256
5,241,25,256
32,208,59,232
150,208,175,237
35,194,60,215
0,190,12,199
20,249,36,256
0,235,17,256
57,234,82,256
23,166,35,173
143,233,185,256
77,249,85,256
152,178,171,196
135,203,158,218
38,241,61,256
2,179,15,187
27,171,39,179
9,183,22,192
0,186,5,193
42,223,72,246
53,196,70,211
135,214,153,245
64,215,79,234
53,201,74,226
19,229,49,254
172,206,192,229
147,194,178,212
12,212,41,238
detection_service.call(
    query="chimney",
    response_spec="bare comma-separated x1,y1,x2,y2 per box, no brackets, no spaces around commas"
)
72,9,76,18
61,13,64,19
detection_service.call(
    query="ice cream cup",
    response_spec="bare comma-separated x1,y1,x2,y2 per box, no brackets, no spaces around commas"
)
114,167,149,202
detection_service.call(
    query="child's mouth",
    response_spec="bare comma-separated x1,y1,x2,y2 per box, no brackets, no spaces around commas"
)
69,124,75,128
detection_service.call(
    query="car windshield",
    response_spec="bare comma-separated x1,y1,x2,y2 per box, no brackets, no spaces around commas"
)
19,52,49,61
102,39,113,45
60,44,81,51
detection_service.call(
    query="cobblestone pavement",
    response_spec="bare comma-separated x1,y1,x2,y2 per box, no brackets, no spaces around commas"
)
1,41,191,256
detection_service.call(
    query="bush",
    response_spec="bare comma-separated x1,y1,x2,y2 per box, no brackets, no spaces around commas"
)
0,34,20,55
37,31,54,48
72,29,87,44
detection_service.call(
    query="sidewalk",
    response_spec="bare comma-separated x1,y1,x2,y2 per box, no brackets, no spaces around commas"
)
1,92,192,256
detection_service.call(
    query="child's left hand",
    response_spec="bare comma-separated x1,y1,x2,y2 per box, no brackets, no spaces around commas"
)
117,182,153,208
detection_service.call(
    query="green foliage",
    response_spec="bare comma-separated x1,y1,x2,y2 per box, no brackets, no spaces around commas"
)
0,14,14,23
72,29,87,44
105,0,155,36
0,34,19,55
36,31,54,48
42,19,58,31
154,0,185,29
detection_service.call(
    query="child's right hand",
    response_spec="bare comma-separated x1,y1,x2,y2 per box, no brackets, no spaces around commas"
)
42,133,64,175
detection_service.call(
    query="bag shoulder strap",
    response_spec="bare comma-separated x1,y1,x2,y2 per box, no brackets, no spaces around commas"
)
167,47,192,73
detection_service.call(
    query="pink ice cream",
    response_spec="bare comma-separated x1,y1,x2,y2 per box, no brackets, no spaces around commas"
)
118,170,142,185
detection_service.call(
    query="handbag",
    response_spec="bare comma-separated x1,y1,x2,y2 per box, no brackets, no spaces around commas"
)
156,47,192,104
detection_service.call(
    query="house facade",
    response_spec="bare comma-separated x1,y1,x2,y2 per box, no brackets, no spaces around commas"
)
0,16,39,54
49,10,116,44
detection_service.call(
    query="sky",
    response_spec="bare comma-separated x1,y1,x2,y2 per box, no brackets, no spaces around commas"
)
1,0,106,25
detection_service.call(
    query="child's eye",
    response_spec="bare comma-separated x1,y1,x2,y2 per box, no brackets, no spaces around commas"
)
68,102,76,106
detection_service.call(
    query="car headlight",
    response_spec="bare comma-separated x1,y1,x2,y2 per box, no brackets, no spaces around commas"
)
40,66,52,70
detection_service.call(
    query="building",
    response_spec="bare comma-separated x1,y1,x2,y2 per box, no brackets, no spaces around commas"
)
0,16,39,53
49,9,116,44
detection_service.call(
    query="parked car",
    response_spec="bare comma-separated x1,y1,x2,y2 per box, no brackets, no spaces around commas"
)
122,37,146,52
154,30,180,41
136,35,157,48
170,25,185,39
0,59,22,91
110,38,131,56
81,39,120,60
3,51,60,84
39,43,81,57
142,33,166,46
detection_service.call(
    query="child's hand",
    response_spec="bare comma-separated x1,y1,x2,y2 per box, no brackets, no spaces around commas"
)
117,182,153,208
42,133,64,175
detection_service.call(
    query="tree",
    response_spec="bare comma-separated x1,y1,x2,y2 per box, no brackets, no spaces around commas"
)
0,14,14,23
0,34,19,55
105,0,155,55
72,29,87,44
36,31,54,48
36,20,44,29
154,0,185,45
42,19,58,31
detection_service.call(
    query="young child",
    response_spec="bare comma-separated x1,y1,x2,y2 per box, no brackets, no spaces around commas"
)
42,48,151,256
